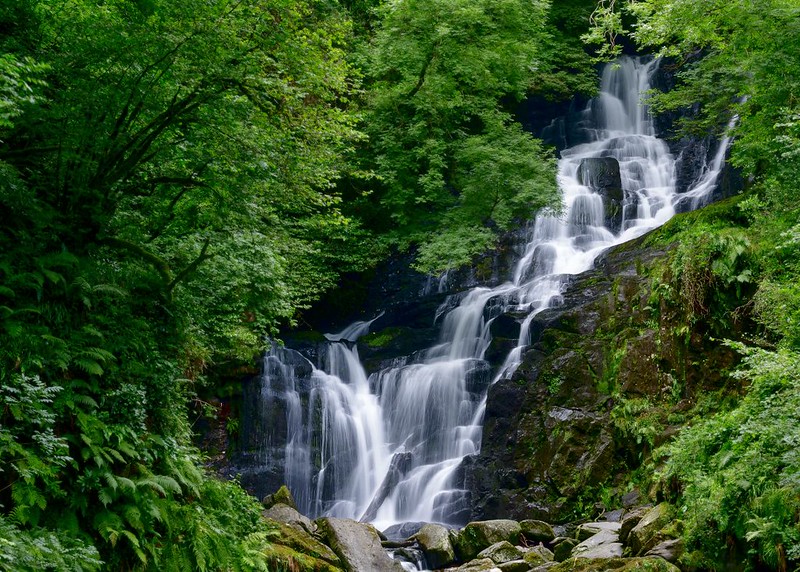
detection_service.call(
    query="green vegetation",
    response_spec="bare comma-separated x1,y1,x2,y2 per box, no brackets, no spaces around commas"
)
0,0,592,569
583,0,800,568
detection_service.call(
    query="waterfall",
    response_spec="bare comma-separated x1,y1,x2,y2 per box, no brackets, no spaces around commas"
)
255,56,733,530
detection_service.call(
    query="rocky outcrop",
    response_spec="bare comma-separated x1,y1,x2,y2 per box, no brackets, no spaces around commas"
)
628,503,675,555
463,231,739,523
577,158,625,233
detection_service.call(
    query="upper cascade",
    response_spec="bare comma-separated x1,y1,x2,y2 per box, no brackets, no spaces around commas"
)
249,55,733,531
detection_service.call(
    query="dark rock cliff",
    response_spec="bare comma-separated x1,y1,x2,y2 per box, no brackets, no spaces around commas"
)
460,232,740,523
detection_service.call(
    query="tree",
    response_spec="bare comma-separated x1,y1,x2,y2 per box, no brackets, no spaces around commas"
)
352,0,560,271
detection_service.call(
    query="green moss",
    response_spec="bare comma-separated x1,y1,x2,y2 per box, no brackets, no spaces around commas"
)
361,327,404,348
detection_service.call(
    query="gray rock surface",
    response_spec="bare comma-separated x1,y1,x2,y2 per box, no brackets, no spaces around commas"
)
416,523,456,569
477,541,523,564
619,506,649,543
262,503,314,534
316,517,405,571
573,542,624,559
572,529,620,555
645,538,685,563
628,503,674,555
576,521,621,541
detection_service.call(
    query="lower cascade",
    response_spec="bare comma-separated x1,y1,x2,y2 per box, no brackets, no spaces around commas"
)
249,56,733,532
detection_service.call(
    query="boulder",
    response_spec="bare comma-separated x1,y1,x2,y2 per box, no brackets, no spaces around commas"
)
576,521,622,541
572,529,620,558
619,507,649,544
316,517,405,572
600,509,625,522
530,564,558,572
520,520,555,543
645,538,685,563
262,503,314,534
383,521,427,541
477,541,523,564
416,523,456,569
262,485,297,510
573,542,624,559
498,561,531,572
263,518,342,570
523,544,554,566
445,558,502,571
552,538,578,562
628,503,674,555
454,520,522,561
550,557,680,572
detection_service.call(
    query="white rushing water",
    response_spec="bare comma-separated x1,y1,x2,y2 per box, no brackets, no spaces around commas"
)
260,56,733,531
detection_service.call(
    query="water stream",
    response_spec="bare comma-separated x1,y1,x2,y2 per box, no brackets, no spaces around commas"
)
255,56,733,533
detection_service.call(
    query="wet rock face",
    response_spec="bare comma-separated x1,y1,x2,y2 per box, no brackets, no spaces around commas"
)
577,157,625,234
464,235,740,523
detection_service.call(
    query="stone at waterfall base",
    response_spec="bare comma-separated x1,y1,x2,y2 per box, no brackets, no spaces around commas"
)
316,517,405,571
453,520,522,561
415,523,457,569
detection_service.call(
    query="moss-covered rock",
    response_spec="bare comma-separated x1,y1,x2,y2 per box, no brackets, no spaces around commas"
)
520,519,555,543
454,520,522,562
523,544,555,566
263,518,343,571
477,540,523,564
263,485,297,510
628,503,675,555
550,557,680,572
465,230,740,522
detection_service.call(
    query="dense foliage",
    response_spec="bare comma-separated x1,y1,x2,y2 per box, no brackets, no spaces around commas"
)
584,0,800,569
0,0,578,569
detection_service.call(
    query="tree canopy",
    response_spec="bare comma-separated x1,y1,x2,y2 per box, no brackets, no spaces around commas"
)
0,0,576,569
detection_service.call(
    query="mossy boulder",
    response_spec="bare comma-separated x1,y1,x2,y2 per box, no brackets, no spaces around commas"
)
498,560,533,572
523,544,555,566
477,541,523,564
262,503,314,534
264,518,343,571
553,538,578,562
446,558,502,571
520,519,555,543
454,520,522,561
628,503,675,555
551,557,679,572
262,485,297,510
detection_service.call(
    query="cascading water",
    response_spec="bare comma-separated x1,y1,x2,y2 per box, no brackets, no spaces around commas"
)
256,56,733,532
